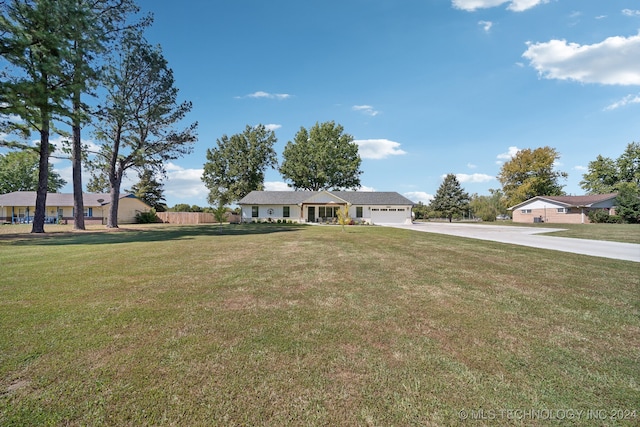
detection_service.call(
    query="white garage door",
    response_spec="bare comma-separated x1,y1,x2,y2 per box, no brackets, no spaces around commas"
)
370,208,407,224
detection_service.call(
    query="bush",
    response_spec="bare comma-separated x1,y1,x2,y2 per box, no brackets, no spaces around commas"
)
588,210,623,224
136,209,159,224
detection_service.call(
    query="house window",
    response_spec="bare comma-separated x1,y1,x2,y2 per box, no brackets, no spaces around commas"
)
356,206,363,218
318,206,337,218
557,208,571,213
251,206,259,217
84,207,93,217
521,209,532,214
283,206,290,218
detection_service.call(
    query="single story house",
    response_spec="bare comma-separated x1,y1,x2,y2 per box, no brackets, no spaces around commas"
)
0,191,152,225
509,193,618,224
238,190,415,225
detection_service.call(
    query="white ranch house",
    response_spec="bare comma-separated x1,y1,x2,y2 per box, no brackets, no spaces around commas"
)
0,191,152,225
238,190,415,225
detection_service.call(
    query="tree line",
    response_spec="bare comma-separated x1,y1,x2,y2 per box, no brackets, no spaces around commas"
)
1,0,196,231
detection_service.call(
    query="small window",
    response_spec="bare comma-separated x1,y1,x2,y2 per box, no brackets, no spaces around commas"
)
251,206,259,217
283,206,290,218
356,206,363,218
521,209,532,214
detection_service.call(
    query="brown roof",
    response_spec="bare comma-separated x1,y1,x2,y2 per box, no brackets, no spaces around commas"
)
541,193,618,206
509,193,618,210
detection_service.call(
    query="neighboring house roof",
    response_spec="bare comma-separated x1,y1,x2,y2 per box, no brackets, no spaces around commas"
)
509,193,618,210
238,191,415,206
0,191,141,207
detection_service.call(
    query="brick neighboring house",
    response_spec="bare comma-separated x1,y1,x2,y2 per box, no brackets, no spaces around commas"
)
509,193,618,224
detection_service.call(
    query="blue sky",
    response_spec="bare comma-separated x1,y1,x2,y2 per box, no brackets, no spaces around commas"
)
29,1,640,205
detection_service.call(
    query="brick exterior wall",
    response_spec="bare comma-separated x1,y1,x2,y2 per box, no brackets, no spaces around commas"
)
512,208,590,224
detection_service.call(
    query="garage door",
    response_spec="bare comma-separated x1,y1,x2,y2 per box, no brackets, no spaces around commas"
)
370,208,407,224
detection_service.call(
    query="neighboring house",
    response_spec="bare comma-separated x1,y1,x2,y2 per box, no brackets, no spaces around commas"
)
238,190,415,224
0,191,152,225
509,193,618,224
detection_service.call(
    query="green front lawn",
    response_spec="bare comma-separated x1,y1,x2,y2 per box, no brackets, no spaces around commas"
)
483,221,640,244
1,224,638,425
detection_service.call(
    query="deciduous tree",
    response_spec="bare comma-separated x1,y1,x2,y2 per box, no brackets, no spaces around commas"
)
580,155,619,194
280,121,362,191
0,149,66,193
616,142,640,187
202,124,277,206
615,182,640,224
580,142,640,194
431,174,470,222
498,146,567,207
470,189,506,222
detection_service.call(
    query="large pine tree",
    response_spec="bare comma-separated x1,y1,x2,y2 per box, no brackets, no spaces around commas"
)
431,174,470,222
1,0,74,232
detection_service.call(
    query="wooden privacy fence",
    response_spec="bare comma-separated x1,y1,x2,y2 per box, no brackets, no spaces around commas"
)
156,212,241,224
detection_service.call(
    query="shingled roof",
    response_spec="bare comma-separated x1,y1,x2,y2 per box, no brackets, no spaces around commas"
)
541,193,618,206
509,193,618,209
238,191,415,206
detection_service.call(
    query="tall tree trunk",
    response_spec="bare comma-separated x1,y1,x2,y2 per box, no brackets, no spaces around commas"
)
107,166,122,229
32,122,50,234
72,87,86,230
107,185,120,228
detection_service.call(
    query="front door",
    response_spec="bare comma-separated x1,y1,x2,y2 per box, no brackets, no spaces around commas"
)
307,206,315,223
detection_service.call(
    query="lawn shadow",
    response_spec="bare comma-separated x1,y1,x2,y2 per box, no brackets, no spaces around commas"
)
0,223,305,247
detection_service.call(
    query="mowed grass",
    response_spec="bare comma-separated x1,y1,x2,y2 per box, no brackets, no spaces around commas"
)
0,224,638,426
486,221,640,244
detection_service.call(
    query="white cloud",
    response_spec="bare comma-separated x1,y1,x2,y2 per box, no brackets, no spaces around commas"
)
403,191,434,204
604,93,640,110
237,91,291,100
264,181,291,191
622,9,640,17
478,20,493,32
573,165,587,171
467,163,477,169
452,0,548,12
163,162,208,201
496,146,520,163
455,173,495,183
355,139,406,159
522,32,640,85
352,105,380,116
264,124,282,131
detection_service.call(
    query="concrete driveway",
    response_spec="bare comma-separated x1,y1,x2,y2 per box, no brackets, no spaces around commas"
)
383,222,640,263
